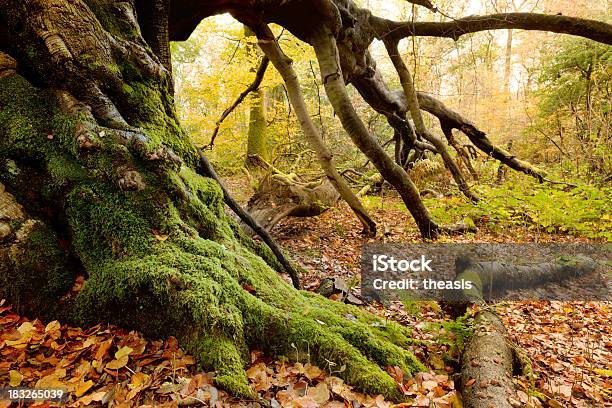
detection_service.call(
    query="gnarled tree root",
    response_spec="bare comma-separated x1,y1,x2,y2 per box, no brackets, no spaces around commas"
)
4,229,426,401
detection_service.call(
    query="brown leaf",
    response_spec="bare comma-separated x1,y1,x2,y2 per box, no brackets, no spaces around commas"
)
95,339,113,361
75,379,95,397
106,354,129,370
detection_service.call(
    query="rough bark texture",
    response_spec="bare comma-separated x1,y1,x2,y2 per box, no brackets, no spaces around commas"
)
0,0,425,400
460,310,514,408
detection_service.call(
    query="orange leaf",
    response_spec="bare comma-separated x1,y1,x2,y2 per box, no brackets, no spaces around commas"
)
106,355,129,370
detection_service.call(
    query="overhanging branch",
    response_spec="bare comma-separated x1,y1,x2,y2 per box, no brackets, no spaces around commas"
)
374,13,612,44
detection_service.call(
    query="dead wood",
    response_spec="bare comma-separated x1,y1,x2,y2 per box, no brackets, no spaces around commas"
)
245,173,340,232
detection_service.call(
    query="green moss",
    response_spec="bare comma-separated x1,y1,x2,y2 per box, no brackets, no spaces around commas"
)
66,184,164,260
83,0,141,40
246,91,269,164
47,155,89,184
0,75,81,159
1,71,425,403
0,222,74,319
194,337,253,398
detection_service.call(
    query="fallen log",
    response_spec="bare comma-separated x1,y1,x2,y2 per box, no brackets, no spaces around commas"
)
245,173,340,232
460,309,515,408
452,255,597,408
454,255,598,302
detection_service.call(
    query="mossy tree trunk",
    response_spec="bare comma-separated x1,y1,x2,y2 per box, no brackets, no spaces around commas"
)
0,0,424,400
244,26,270,169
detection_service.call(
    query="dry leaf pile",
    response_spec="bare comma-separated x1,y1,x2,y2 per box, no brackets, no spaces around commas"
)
500,301,612,408
1,300,459,407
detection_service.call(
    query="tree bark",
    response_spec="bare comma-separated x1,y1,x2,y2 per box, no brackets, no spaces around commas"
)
460,310,515,408
0,0,425,400
244,26,270,168
255,26,377,236
384,39,479,202
311,29,441,239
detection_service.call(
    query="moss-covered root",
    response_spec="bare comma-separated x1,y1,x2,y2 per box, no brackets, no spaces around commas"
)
69,240,423,401
196,337,254,398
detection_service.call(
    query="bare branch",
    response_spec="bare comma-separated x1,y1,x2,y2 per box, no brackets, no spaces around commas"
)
196,148,302,289
384,39,479,202
254,24,377,236
416,92,547,182
206,55,269,149
374,13,612,44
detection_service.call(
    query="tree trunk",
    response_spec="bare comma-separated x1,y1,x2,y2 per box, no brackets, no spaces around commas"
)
310,29,441,239
0,1,423,401
255,27,377,236
244,26,270,168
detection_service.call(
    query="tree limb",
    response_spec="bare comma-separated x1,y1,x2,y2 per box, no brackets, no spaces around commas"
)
254,25,377,236
206,55,270,149
384,39,479,202
374,13,612,44
196,148,302,289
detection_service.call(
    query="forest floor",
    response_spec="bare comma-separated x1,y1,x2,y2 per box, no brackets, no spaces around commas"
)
1,177,610,408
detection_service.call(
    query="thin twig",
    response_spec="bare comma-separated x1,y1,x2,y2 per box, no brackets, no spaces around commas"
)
206,55,270,149
196,148,301,289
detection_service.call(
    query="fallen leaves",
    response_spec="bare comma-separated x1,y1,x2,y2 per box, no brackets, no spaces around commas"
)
0,302,457,407
0,303,198,407
500,301,612,407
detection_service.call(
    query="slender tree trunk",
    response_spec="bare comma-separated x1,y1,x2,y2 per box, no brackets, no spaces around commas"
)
384,39,479,202
503,29,513,97
255,26,377,236
311,29,440,239
244,26,270,168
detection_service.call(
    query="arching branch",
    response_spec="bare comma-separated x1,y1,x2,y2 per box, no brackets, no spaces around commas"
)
384,39,479,202
374,13,612,44
254,25,377,236
415,92,548,181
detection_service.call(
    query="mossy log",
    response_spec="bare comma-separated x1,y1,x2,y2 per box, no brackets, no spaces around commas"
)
0,2,424,401
245,173,341,232
453,255,598,303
